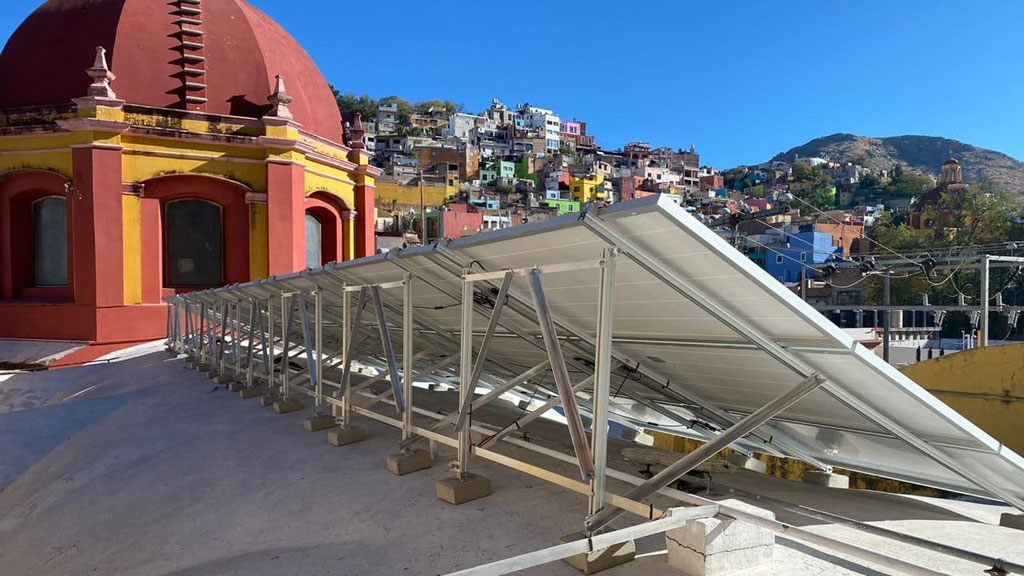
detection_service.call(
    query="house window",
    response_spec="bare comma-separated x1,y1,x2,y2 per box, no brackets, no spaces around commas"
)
800,252,807,262
305,212,322,269
32,196,67,286
776,254,784,264
164,199,223,287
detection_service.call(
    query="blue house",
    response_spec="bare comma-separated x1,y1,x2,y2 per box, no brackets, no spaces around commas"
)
763,229,840,284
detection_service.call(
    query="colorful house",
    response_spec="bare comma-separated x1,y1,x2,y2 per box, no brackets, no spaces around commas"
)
480,160,515,185
570,174,607,203
0,0,379,344
763,229,840,284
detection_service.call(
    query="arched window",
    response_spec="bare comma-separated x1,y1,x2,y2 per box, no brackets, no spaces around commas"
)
164,199,222,287
305,212,322,268
32,196,67,286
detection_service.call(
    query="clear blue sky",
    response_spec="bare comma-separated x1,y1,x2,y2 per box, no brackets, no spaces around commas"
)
3,0,1022,168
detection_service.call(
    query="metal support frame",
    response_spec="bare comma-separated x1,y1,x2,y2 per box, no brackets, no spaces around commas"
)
280,294,293,399
453,270,513,432
529,268,595,481
402,274,414,441
589,248,616,518
245,299,256,388
481,376,593,448
585,372,826,533
457,268,474,479
338,287,367,427
370,285,404,413
314,290,324,412
297,293,319,403
883,272,891,363
233,300,242,376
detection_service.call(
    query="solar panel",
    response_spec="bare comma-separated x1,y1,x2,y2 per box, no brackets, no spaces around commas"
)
169,194,1024,512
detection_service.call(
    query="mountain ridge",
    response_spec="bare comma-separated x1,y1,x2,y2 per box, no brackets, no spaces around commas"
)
770,133,1024,194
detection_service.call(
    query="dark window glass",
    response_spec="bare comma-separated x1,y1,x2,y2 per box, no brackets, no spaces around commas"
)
305,212,322,269
165,200,222,287
33,196,67,286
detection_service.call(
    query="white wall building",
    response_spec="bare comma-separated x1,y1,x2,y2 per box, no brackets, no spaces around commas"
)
516,104,560,153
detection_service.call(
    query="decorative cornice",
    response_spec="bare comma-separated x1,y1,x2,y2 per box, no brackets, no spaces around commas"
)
246,192,268,204
57,118,130,133
305,149,358,173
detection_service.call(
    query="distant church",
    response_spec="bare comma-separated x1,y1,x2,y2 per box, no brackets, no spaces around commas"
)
0,0,380,344
908,157,966,230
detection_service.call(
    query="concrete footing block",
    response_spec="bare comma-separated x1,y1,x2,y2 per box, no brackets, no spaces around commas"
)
437,473,491,505
803,471,849,489
239,387,265,399
196,364,211,373
1000,513,1024,531
226,380,247,392
666,498,774,576
561,532,635,574
327,426,367,447
259,394,281,408
303,414,338,432
726,453,768,474
387,449,432,476
215,374,234,384
273,398,302,414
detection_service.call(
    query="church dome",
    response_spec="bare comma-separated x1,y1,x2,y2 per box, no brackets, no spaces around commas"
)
0,0,343,142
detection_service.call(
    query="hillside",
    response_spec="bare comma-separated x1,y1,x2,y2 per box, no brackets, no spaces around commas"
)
771,134,1024,194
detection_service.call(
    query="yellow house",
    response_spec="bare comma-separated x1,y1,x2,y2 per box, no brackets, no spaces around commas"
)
570,173,607,203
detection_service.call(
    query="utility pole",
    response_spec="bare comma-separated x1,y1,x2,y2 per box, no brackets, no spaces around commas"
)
980,255,990,347
882,271,891,363
418,167,425,244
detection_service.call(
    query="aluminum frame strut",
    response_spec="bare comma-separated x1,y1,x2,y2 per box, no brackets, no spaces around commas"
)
529,268,595,481
480,376,594,448
585,372,826,532
590,248,615,517
337,287,369,426
453,270,513,433
370,284,404,413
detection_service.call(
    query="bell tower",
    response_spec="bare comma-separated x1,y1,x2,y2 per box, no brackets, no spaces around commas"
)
940,157,962,185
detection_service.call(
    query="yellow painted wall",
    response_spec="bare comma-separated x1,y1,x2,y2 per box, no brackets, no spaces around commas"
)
901,343,1024,455
121,194,142,304
375,181,452,207
249,202,268,280
570,174,606,203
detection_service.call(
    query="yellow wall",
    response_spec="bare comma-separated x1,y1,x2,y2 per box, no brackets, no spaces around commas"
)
249,202,269,280
122,194,142,304
901,343,1024,455
375,180,452,207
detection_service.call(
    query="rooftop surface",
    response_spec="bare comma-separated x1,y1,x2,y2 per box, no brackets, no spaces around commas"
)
1,343,1022,575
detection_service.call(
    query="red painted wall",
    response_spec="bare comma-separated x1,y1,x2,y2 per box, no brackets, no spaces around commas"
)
267,161,305,274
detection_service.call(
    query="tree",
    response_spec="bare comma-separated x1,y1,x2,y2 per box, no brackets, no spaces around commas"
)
886,166,933,197
925,182,1024,246
413,99,463,117
330,86,377,121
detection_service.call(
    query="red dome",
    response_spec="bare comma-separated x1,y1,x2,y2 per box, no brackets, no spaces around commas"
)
0,0,343,143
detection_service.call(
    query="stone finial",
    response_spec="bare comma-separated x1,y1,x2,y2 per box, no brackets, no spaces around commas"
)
349,113,366,149
267,74,293,119
87,46,117,99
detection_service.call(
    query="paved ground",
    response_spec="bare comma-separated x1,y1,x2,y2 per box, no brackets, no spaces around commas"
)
0,344,1021,576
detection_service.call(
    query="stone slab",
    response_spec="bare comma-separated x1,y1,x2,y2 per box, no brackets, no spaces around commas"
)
561,532,635,574
1000,513,1024,531
666,498,774,576
327,426,367,447
436,473,491,505
303,414,338,432
273,398,303,414
386,449,431,476
726,453,768,474
259,395,281,408
239,387,264,399
803,471,850,489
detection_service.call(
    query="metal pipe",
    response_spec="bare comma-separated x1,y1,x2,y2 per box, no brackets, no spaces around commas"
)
529,268,595,481
454,270,513,432
586,372,826,532
402,274,414,440
457,269,474,479
981,255,990,347
371,285,403,413
590,248,616,517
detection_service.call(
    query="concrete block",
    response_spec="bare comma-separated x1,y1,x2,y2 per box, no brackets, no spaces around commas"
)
327,426,367,447
666,498,774,576
436,473,491,505
215,374,234,384
561,532,635,574
726,453,768,474
259,395,281,408
273,398,303,414
303,414,338,432
386,449,432,476
239,387,265,399
226,380,247,392
1000,513,1024,531
803,471,849,489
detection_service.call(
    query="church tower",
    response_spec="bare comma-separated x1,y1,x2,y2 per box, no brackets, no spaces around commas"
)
940,157,963,185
